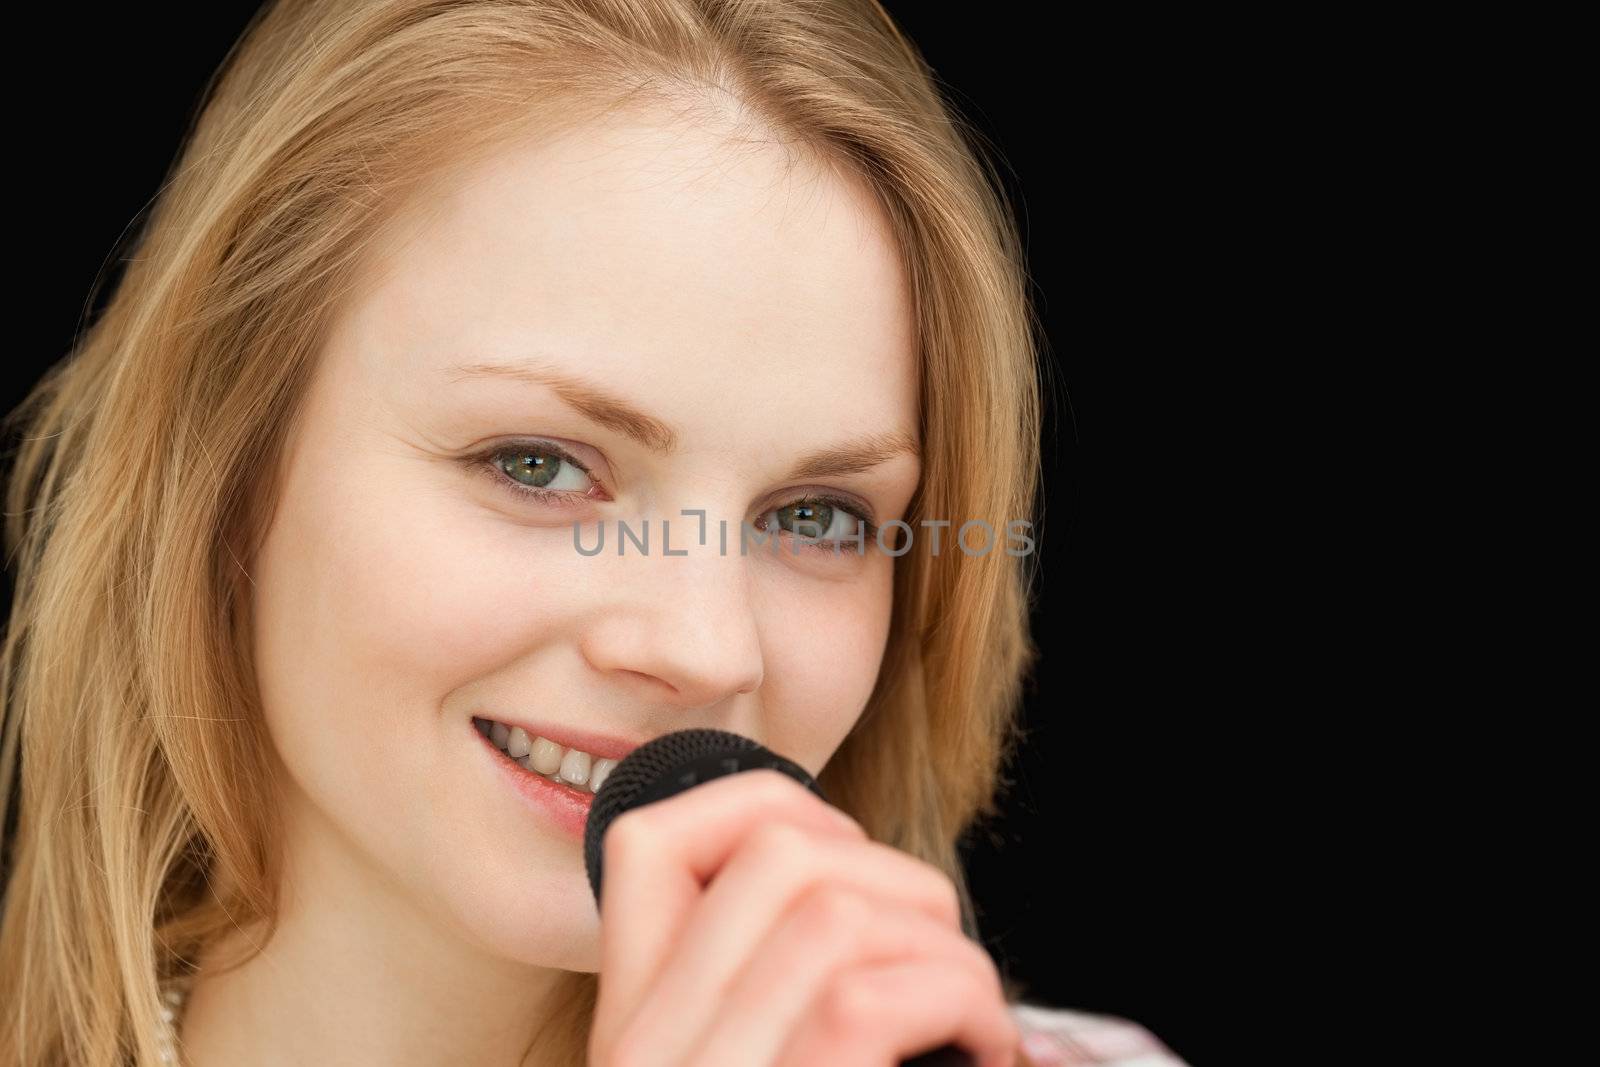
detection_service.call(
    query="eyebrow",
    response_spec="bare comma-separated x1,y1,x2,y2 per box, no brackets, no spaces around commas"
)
447,358,920,480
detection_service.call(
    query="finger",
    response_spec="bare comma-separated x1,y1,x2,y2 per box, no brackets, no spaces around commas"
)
772,958,1021,1067
593,768,862,1049
694,886,1005,1067
619,822,963,1066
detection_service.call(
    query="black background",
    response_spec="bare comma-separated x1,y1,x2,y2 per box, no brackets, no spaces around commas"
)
9,5,1242,1064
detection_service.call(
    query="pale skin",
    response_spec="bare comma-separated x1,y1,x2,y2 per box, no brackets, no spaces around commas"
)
179,96,1019,1066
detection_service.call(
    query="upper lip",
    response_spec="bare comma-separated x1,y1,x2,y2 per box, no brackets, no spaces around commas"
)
475,713,645,762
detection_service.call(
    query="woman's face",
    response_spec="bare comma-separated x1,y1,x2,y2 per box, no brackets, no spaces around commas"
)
248,102,921,974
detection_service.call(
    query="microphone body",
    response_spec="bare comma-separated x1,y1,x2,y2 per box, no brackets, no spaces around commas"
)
584,728,976,1067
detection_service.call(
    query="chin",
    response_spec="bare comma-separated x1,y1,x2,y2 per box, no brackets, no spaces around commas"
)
444,860,605,974
494,915,603,975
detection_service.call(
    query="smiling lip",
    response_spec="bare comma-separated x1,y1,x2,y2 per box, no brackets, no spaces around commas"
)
474,714,645,762
475,726,595,837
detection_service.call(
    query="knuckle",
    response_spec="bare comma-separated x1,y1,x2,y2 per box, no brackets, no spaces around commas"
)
596,1024,651,1067
603,807,657,857
745,766,822,810
830,809,868,839
742,768,857,835
963,955,1002,1002
936,929,1009,1005
816,972,880,1037
745,819,815,868
962,939,1006,995
794,884,873,940
905,862,962,926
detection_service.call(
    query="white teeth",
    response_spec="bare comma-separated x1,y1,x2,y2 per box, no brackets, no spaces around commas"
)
589,757,618,794
558,748,591,786
479,718,621,793
529,736,565,775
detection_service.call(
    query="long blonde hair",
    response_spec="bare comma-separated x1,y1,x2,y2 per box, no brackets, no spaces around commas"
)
0,2,1045,1063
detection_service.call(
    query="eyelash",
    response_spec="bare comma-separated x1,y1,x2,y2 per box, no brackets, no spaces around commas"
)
466,441,880,551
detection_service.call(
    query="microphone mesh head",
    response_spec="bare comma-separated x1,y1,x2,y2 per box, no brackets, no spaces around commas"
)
584,728,763,904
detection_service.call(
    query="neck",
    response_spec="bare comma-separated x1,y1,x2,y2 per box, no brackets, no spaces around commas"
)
178,792,575,1067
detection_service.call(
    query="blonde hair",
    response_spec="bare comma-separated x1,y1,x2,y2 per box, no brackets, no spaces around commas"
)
0,1,1046,1063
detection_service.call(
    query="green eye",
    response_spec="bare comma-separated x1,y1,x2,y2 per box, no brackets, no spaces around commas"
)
764,498,876,551
775,500,836,537
494,447,565,489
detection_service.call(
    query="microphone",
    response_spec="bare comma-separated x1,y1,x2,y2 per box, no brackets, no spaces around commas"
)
584,727,976,1067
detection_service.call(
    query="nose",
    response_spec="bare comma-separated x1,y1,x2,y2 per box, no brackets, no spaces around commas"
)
577,531,765,711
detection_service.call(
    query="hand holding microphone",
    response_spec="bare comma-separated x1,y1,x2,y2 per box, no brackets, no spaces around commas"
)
583,729,1020,1067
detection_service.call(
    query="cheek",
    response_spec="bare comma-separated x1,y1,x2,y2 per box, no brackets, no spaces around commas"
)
248,452,581,791
759,559,896,769
248,447,604,969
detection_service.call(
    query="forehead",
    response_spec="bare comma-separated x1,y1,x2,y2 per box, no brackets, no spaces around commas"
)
342,100,918,441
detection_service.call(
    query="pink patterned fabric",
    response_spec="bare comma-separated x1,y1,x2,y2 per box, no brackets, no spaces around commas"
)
1009,1002,1192,1066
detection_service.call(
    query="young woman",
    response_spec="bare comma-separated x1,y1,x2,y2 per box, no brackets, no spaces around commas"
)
0,2,1188,1065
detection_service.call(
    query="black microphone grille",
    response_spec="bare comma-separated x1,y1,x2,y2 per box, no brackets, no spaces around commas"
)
583,727,826,905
